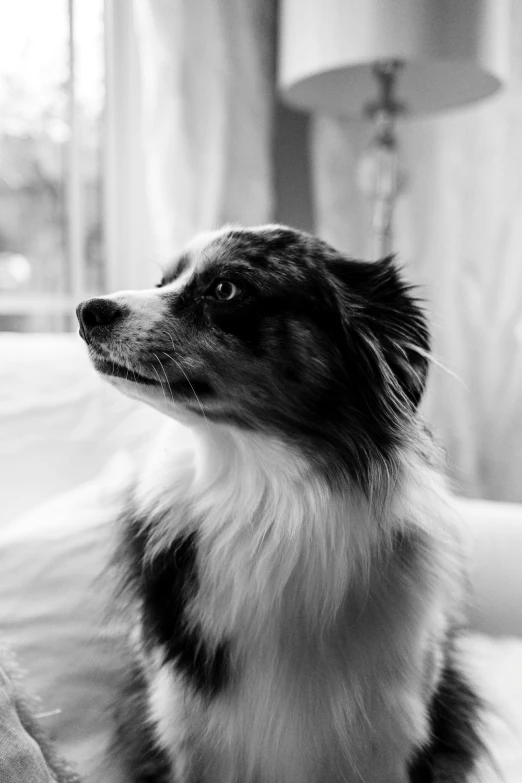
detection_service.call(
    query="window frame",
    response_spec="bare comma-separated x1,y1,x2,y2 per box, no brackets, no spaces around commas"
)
0,0,145,328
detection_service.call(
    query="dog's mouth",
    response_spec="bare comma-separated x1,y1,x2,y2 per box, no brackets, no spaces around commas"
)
92,355,214,398
93,357,159,385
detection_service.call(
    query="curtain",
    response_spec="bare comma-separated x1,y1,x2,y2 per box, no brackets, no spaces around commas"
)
132,0,276,263
312,4,522,502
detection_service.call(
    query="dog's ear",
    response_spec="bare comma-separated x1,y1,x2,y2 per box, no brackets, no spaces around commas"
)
327,255,430,410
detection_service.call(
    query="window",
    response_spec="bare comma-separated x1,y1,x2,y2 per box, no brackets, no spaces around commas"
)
0,0,105,332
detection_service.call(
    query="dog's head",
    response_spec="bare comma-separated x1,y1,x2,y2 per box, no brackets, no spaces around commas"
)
77,225,429,482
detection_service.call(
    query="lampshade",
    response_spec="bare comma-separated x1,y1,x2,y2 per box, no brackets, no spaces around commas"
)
279,0,510,117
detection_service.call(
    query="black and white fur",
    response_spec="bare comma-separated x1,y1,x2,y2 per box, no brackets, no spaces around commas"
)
77,225,484,783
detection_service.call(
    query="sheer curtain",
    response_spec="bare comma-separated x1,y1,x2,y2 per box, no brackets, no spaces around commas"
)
132,0,522,501
132,0,275,262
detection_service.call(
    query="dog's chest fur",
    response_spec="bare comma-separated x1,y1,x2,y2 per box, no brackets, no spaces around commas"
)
129,423,457,783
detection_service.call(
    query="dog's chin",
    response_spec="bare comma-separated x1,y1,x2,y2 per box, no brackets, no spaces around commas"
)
91,356,215,424
92,357,159,386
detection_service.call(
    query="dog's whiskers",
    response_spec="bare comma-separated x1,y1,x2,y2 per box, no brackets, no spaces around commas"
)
161,331,210,431
152,353,177,405
150,362,170,406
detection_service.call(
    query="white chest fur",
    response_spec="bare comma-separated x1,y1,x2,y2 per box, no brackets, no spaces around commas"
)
136,421,459,783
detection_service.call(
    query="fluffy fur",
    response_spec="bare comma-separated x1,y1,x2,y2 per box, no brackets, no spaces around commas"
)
77,225,484,783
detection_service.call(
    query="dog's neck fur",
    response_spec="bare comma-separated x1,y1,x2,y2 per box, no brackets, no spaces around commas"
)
191,431,351,641
135,419,449,640
136,420,457,783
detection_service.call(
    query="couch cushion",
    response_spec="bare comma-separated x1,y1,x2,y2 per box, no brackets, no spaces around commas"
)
454,497,522,637
0,333,162,524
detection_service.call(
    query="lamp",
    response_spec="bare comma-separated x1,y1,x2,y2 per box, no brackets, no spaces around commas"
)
278,0,510,259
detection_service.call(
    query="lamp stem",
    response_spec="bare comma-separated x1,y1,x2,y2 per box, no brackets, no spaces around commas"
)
370,109,398,260
364,61,404,260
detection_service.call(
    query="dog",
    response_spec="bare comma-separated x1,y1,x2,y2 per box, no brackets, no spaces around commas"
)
77,225,484,783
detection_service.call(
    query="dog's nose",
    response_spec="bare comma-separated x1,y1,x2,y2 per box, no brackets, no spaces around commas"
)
76,297,123,339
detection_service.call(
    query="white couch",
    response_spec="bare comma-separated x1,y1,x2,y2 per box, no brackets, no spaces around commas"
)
0,333,521,781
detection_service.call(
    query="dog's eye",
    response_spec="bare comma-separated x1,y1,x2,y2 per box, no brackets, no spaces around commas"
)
213,280,240,301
